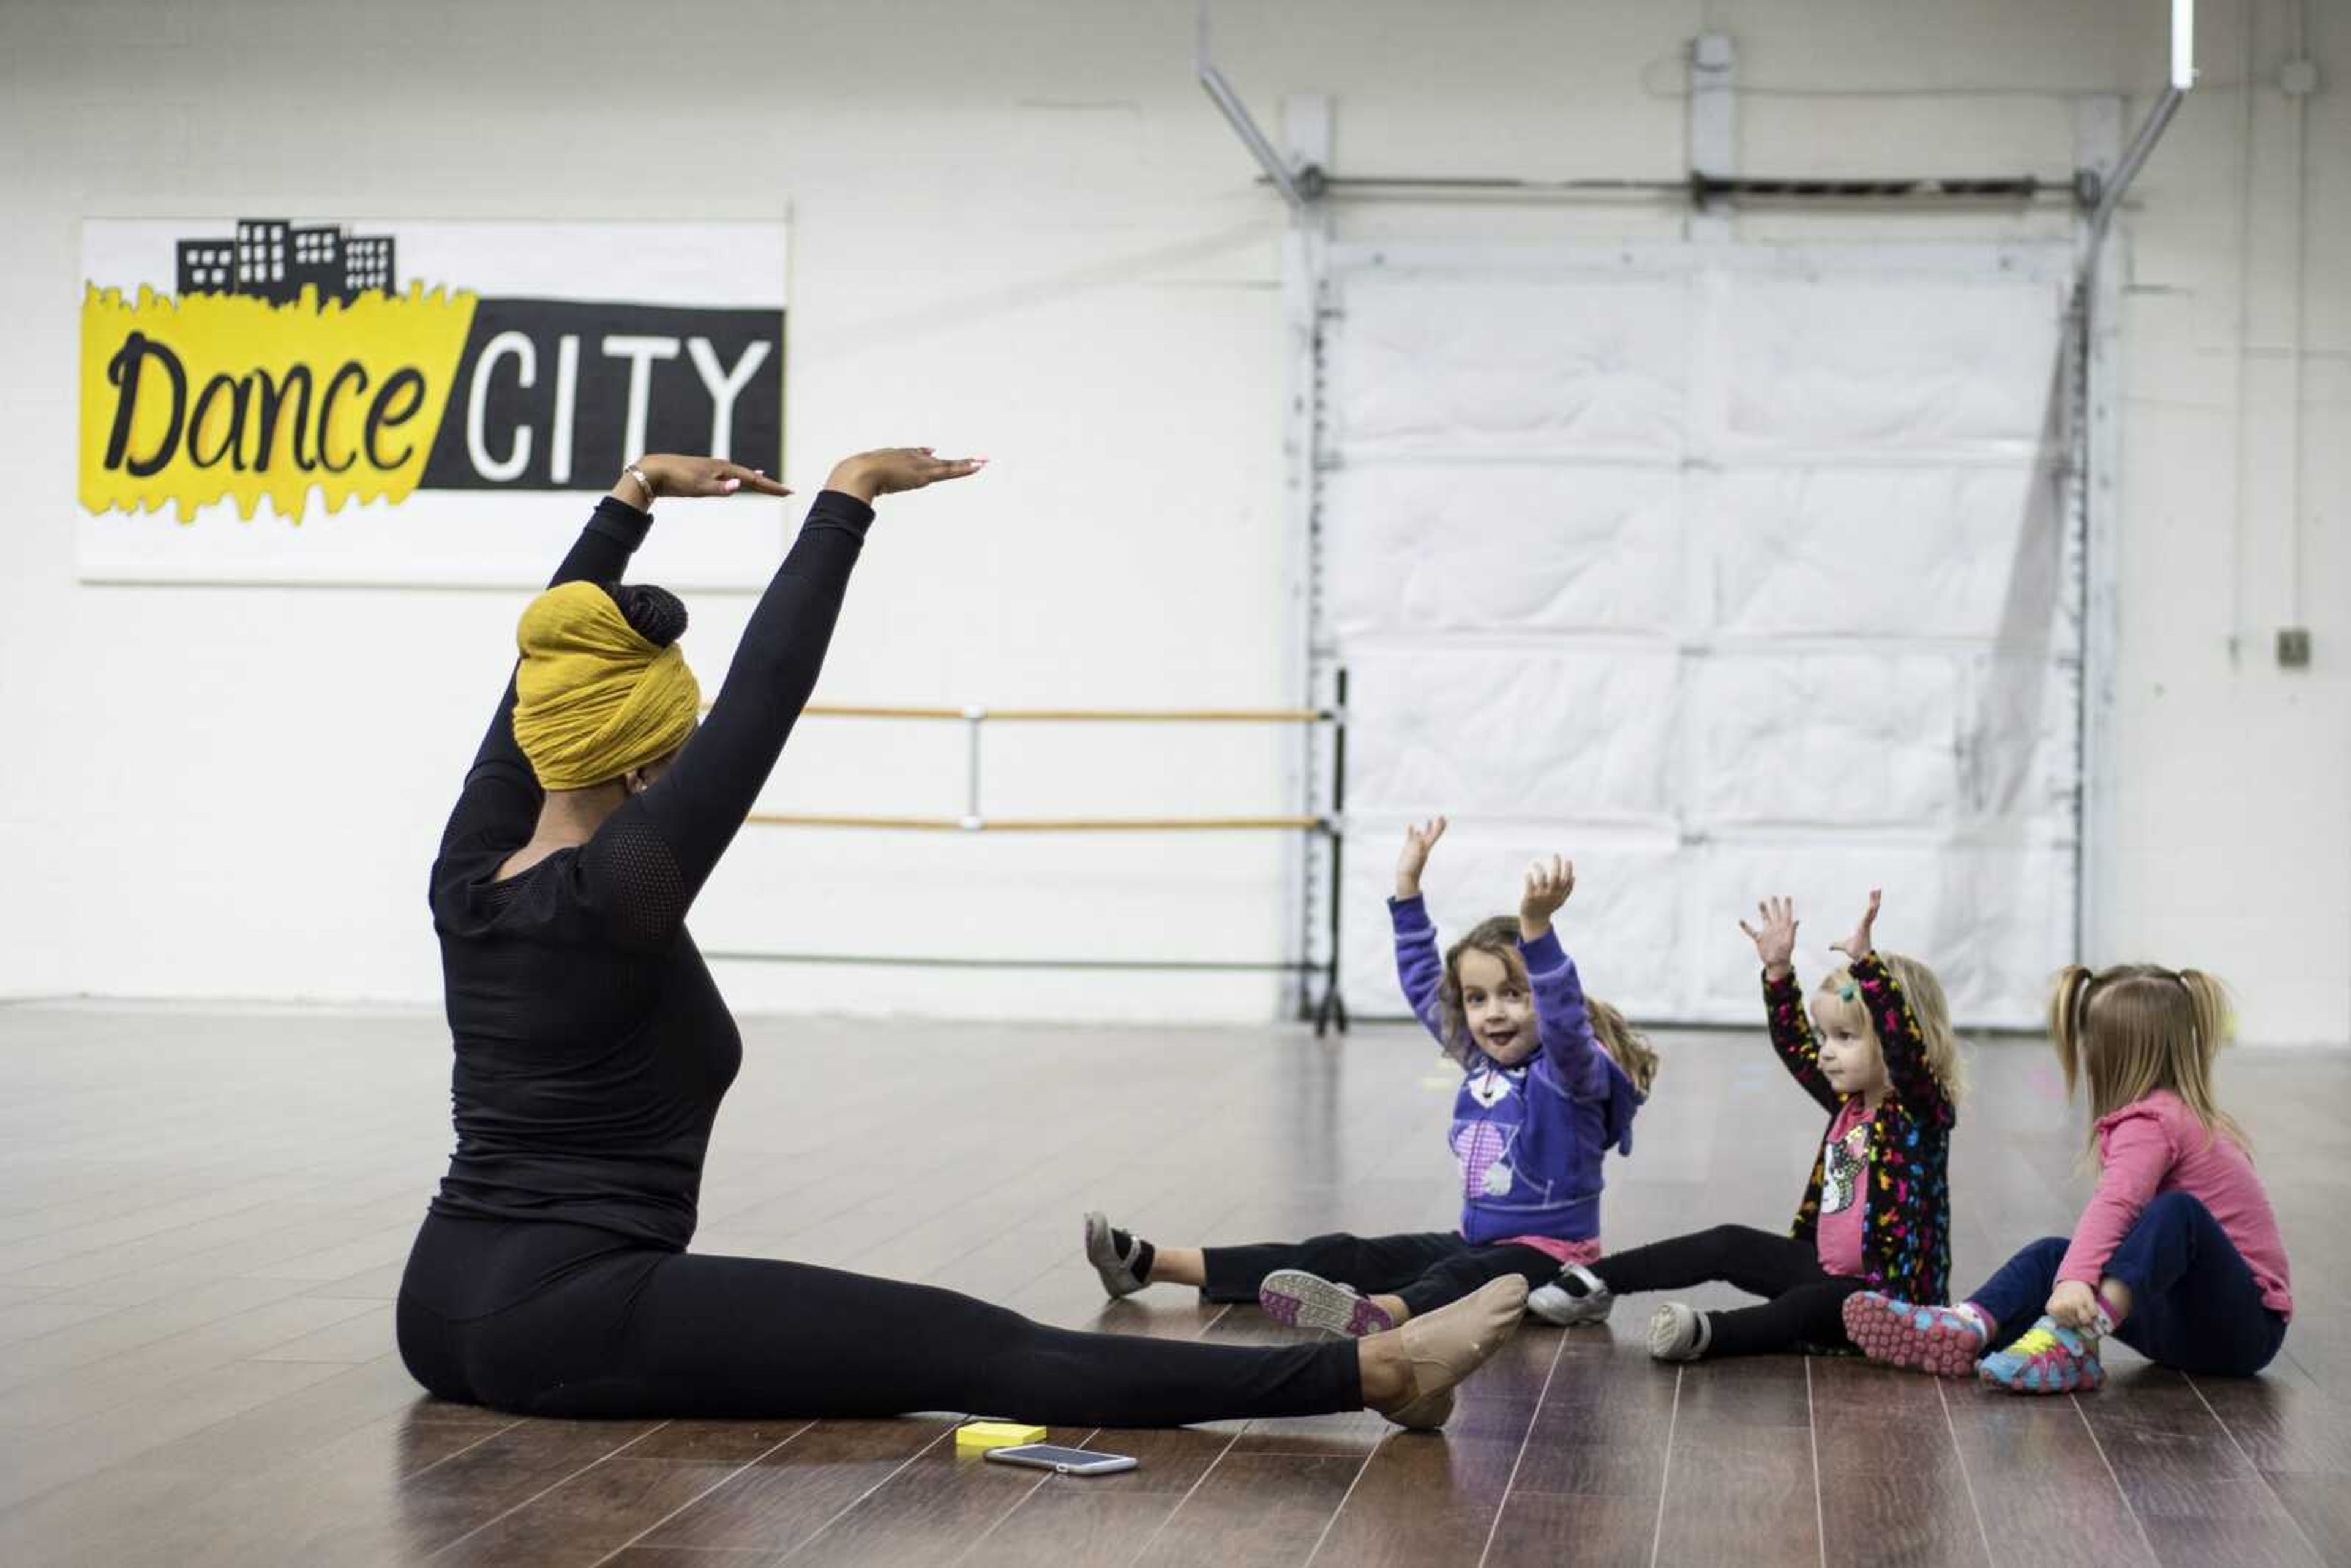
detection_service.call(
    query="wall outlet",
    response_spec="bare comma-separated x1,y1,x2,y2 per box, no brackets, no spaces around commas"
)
2277,627,2312,668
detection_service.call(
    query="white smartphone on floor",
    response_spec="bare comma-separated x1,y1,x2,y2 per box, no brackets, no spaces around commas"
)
982,1443,1138,1476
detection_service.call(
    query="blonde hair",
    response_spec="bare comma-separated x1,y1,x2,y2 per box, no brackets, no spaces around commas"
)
1438,918,1659,1092
1807,952,1967,1104
1589,999,1660,1097
2050,964,2244,1152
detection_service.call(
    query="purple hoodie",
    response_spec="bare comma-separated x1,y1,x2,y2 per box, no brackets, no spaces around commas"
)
1390,895,1643,1245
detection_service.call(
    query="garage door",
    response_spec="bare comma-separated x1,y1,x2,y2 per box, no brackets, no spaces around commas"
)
1321,242,2078,1027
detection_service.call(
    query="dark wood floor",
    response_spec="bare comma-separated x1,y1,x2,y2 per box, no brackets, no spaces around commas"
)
0,1001,2344,1567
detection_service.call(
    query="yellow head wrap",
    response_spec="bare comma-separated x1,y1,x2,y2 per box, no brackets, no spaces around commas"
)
511,580,701,790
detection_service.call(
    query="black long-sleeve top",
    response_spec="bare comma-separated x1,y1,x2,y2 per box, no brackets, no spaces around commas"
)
426,490,874,1248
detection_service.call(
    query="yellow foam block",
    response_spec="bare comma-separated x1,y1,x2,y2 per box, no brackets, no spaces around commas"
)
955,1421,1048,1453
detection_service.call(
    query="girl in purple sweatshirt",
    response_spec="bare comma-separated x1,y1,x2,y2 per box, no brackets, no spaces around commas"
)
1845,964,2292,1392
1081,819,1655,1334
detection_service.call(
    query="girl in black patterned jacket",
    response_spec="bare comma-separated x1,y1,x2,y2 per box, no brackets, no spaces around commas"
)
1528,891,1963,1361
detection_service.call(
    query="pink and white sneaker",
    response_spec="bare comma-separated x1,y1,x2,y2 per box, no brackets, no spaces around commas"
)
1842,1291,1988,1378
1259,1269,1395,1338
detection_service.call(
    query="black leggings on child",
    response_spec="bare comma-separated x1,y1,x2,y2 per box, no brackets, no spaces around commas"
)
1591,1223,1865,1357
1202,1229,1562,1319
397,1214,1360,1425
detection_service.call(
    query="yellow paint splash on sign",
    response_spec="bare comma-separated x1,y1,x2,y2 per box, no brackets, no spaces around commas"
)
79,283,478,522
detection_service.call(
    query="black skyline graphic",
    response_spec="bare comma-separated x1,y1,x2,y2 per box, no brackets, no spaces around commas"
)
174,219,396,307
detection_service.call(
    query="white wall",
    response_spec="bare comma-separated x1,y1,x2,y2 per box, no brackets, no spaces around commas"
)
1,0,2342,1045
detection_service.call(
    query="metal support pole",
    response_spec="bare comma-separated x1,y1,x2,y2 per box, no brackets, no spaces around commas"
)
1313,666,1350,1037
2086,84,2186,254
1688,32,1737,241
961,705,985,831
1195,2,1320,209
2072,3,2195,959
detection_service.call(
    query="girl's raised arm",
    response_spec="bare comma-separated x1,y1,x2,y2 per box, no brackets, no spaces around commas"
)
1389,818,1451,1043
1829,891,1948,1114
1743,896,1838,1112
1519,855,1608,1099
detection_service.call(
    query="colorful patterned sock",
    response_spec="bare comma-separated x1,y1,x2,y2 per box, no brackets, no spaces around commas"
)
1978,1315,2105,1394
1259,1269,1396,1338
1841,1292,1986,1377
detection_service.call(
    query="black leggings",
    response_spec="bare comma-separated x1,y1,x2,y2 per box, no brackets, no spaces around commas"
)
1591,1223,1865,1359
396,1215,1359,1425
1202,1229,1561,1319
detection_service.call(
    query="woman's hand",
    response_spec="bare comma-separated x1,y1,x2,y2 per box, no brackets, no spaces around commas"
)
2045,1280,2101,1331
624,456,792,503
825,448,988,504
1830,889,1883,966
1520,854,1574,942
1739,896,1799,981
1395,817,1446,900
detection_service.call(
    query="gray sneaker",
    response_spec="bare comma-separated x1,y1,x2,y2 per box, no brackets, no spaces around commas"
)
1526,1264,1614,1327
1082,1211,1149,1297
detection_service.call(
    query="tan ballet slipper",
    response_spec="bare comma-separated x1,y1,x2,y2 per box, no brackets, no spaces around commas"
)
1372,1274,1529,1431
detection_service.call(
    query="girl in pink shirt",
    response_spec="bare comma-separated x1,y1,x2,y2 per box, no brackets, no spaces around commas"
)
1845,964,2292,1392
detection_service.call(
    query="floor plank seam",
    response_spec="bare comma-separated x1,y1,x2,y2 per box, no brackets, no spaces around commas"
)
397,1416,530,1481
2183,1373,2330,1566
1933,1377,1998,1566
774,1422,959,1563
1122,1428,1242,1568
1804,1355,1826,1568
945,1423,1104,1568
1297,1425,1386,1568
583,1420,817,1568
1471,1326,1571,1568
1122,1303,1239,1568
2069,1394,2162,1566
421,1418,675,1562
1646,1364,1682,1568
0,1158,422,1285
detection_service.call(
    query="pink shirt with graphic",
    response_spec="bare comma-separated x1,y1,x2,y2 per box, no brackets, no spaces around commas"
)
1812,1098,1873,1278
2057,1089,2293,1318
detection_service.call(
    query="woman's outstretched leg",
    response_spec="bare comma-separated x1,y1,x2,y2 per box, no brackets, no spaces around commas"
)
488,1250,1526,1431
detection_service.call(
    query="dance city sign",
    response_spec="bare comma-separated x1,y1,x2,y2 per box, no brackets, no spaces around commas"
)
76,219,789,585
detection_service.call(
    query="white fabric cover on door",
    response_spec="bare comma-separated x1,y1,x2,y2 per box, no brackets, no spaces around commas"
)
1324,246,2075,1027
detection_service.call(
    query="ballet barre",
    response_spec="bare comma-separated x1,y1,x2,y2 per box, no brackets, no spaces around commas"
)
718,686,1354,1035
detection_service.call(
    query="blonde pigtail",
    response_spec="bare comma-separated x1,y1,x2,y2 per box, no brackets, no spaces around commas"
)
2047,962,2251,1156
2177,969,2233,1061
2175,969,2251,1153
2049,964,2096,1101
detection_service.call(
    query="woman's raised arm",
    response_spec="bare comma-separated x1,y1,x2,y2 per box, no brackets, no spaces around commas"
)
632,448,983,905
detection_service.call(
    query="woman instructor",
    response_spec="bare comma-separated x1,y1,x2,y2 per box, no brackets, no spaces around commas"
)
395,449,1525,1428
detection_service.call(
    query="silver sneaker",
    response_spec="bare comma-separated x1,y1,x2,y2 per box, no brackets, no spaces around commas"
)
1082,1210,1148,1297
1647,1301,1708,1362
1526,1265,1613,1327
